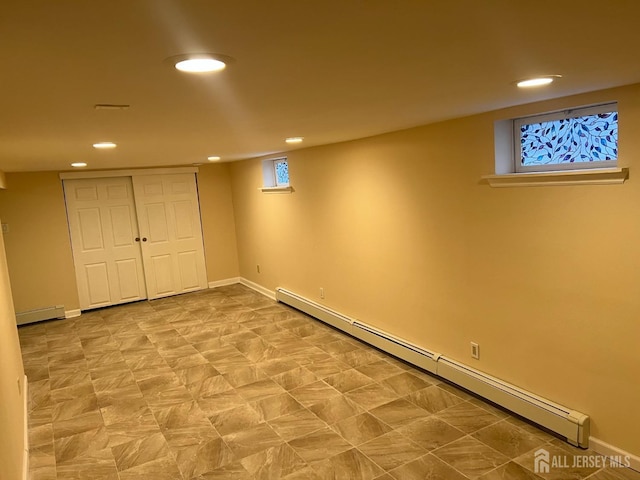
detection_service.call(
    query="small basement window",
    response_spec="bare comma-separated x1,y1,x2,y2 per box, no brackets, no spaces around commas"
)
514,103,618,173
261,157,292,192
486,102,627,187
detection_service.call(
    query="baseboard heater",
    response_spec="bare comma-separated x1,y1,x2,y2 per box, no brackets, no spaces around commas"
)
275,287,589,448
16,305,65,326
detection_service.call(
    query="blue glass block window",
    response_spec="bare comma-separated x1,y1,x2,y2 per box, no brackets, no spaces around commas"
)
514,103,618,172
274,158,289,186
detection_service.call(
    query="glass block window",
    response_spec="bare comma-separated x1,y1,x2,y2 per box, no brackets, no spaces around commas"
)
274,158,289,186
514,103,618,172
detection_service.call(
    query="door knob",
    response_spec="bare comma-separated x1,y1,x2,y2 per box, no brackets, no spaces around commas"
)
142,237,148,242
135,237,140,242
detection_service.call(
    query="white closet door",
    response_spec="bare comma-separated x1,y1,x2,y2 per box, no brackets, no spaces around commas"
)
64,177,147,310
132,173,208,299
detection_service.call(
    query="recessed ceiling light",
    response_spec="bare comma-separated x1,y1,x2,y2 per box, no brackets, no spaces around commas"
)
93,142,117,149
175,55,226,73
516,76,559,88
285,137,304,144
71,162,87,168
207,156,221,161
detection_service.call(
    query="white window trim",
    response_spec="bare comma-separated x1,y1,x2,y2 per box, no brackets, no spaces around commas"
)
486,102,627,187
259,186,293,193
261,156,292,193
483,167,628,188
514,103,618,173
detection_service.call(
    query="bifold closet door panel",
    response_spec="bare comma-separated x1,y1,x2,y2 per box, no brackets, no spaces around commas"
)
64,177,147,310
132,173,208,299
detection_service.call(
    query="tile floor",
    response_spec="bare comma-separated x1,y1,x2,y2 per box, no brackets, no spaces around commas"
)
19,284,640,480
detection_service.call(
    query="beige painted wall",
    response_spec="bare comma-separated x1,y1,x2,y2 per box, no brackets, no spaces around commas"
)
0,172,80,312
0,218,26,480
0,168,239,314
198,163,240,281
230,83,640,456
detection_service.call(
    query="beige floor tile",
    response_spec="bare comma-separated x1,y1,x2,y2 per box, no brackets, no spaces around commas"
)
359,430,427,471
304,357,353,378
389,453,468,480
222,422,283,459
55,448,119,480
587,467,640,480
53,411,106,440
288,426,353,463
324,368,375,393
272,366,318,390
397,416,466,452
117,456,183,480
100,397,149,426
153,400,212,432
268,409,328,442
436,401,502,434
380,370,434,394
240,443,308,479
331,412,392,446
196,388,247,416
369,398,431,428
472,420,549,459
172,436,235,478
433,436,510,478
54,425,110,462
196,461,253,479
405,385,466,413
235,378,287,402
514,442,602,480
110,432,170,472
250,392,304,421
222,365,268,388
308,394,364,424
29,465,57,480
478,461,545,480
345,382,401,410
209,403,264,435
313,448,384,479
289,380,341,407
335,349,381,368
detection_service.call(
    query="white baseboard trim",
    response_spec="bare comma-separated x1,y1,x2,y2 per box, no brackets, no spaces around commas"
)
16,305,65,325
22,374,29,480
208,277,241,289
238,277,276,300
65,309,81,319
590,437,640,472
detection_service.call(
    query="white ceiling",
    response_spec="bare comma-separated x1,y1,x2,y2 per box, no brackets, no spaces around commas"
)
1,0,639,172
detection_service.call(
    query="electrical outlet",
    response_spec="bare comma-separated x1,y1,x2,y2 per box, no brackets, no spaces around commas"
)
320,287,325,299
471,342,480,360
256,264,260,273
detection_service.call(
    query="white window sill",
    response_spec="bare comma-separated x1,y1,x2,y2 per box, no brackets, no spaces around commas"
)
260,186,293,193
482,167,629,188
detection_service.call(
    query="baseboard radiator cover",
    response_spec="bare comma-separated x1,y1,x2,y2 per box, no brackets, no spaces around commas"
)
437,357,589,447
275,288,353,331
352,321,440,374
16,305,65,325
275,287,590,448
